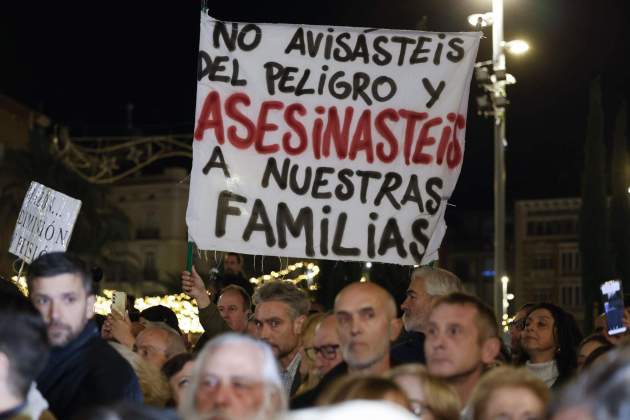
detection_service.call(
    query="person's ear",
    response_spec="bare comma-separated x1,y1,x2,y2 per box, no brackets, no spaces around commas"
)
86,294,96,319
389,317,403,341
481,337,501,365
0,352,10,381
293,314,306,335
267,386,285,414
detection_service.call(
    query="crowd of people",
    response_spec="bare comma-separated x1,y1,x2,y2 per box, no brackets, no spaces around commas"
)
1,251,630,420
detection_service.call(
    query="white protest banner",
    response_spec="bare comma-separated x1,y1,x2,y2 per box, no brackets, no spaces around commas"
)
186,13,481,265
9,182,82,263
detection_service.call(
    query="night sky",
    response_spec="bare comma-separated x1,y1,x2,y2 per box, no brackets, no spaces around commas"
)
1,0,628,212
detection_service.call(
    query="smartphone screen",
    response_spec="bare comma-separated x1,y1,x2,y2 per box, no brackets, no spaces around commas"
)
600,279,627,336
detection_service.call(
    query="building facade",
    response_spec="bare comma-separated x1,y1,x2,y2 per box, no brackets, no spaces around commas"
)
514,198,583,323
103,168,189,295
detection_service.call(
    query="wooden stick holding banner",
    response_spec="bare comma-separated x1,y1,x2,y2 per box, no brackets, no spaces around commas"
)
16,260,25,283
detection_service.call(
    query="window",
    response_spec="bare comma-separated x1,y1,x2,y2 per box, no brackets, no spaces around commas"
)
531,254,553,270
559,250,580,275
143,251,158,281
560,285,582,308
136,209,160,239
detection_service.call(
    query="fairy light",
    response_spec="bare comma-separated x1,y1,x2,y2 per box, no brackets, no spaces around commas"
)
14,260,320,334
249,261,320,288
94,290,203,333
10,276,28,296
10,275,203,333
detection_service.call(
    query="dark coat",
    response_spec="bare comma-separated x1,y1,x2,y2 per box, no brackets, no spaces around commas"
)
291,361,348,409
291,352,408,409
390,330,426,365
36,321,142,419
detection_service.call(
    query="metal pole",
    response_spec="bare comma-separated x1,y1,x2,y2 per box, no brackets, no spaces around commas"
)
492,0,506,322
494,111,506,321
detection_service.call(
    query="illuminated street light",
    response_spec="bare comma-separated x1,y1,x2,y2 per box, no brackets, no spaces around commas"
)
503,40,530,55
467,12,494,28
365,262,372,268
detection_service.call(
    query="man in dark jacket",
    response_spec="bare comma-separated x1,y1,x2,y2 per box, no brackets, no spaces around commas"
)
394,266,463,364
28,252,142,419
0,279,49,420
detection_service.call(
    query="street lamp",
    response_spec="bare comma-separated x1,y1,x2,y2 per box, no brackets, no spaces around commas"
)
468,1,528,322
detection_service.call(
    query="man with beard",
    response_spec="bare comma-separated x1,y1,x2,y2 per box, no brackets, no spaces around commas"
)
28,252,142,418
180,333,286,420
395,266,463,364
253,281,310,397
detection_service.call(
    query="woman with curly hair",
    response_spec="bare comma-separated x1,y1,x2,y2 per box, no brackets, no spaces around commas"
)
520,303,583,388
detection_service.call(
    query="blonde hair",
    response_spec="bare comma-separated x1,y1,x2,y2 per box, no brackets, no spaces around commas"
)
388,364,460,420
317,374,409,407
296,312,328,395
469,366,550,420
109,342,172,407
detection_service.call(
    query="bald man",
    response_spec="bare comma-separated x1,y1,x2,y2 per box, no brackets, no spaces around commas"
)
335,282,398,374
291,282,398,408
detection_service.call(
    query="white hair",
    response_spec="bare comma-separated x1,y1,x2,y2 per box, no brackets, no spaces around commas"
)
411,267,463,297
179,333,286,420
137,321,187,359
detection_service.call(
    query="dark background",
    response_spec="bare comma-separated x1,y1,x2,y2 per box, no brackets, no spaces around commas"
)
1,0,628,211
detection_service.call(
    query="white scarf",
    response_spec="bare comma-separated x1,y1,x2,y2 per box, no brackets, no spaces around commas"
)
526,359,559,387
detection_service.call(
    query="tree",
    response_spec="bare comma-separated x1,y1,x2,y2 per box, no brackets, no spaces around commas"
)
579,80,614,333
0,126,131,280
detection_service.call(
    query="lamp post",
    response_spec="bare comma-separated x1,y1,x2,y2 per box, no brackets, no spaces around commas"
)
492,0,507,323
469,2,528,322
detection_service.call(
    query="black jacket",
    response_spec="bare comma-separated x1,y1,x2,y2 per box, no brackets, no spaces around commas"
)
390,330,426,365
291,352,408,409
291,361,348,409
36,321,142,419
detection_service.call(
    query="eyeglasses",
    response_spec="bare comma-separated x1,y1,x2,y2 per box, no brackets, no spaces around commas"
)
409,399,431,418
304,344,340,361
508,318,526,331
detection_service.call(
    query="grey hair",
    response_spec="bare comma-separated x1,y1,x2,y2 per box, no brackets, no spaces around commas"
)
548,347,630,419
137,321,187,359
179,333,286,420
412,267,463,297
253,281,310,319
